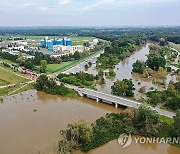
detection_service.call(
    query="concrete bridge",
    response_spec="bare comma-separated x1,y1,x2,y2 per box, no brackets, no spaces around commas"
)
65,84,141,109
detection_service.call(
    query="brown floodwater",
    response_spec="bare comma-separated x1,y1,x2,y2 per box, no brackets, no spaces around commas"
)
82,43,178,99
0,44,179,154
0,90,180,154
75,138,180,154
0,90,123,154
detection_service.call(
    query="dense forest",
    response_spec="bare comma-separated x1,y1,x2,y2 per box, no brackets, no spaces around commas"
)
0,27,180,43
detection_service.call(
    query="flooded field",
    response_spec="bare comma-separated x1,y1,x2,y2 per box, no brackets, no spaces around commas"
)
67,44,178,99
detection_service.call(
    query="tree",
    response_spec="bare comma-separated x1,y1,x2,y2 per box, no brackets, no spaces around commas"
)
16,53,27,66
59,120,93,153
98,69,104,77
40,60,47,73
134,106,160,137
99,77,105,85
159,38,166,46
34,74,49,91
84,64,89,69
24,61,34,70
146,91,162,106
88,61,92,67
173,81,180,92
146,54,166,71
73,51,80,60
132,60,146,74
149,43,160,52
165,95,180,110
111,79,135,97
109,70,116,77
171,110,180,138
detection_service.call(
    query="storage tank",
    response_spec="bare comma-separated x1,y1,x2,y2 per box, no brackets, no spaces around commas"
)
40,39,46,47
46,40,53,50
56,39,63,45
66,39,72,46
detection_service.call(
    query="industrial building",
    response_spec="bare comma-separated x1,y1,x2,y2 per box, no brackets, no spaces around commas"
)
40,37,72,50
53,45,84,55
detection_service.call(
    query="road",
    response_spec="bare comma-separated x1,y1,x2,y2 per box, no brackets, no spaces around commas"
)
60,83,176,118
154,107,175,118
62,51,102,74
64,83,141,108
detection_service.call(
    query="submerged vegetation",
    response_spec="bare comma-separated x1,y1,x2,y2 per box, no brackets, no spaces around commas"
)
59,107,180,153
35,74,76,97
146,82,180,110
57,72,97,89
96,34,146,69
111,79,135,97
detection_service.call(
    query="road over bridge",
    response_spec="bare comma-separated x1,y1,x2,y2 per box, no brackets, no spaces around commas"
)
65,84,141,109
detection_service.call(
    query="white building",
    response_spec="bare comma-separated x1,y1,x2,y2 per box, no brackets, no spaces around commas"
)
93,39,99,44
1,49,34,59
13,41,28,46
12,46,25,51
22,53,35,59
86,38,99,50
53,45,84,55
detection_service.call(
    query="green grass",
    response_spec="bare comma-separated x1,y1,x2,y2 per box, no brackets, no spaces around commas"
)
46,62,72,72
0,66,29,86
0,82,34,97
47,49,104,73
159,115,174,125
10,83,34,95
71,36,93,46
0,85,21,96
169,42,180,52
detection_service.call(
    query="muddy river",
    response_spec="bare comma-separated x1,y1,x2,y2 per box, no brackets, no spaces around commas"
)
66,43,178,99
0,44,180,154
0,90,122,154
0,90,180,154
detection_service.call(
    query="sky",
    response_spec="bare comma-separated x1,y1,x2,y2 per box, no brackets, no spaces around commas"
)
0,0,180,27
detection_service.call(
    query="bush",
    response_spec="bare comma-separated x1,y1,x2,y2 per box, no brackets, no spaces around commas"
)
108,70,116,77
132,60,146,74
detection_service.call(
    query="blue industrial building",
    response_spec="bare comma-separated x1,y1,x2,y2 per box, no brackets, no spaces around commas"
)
40,37,72,50
40,39,46,47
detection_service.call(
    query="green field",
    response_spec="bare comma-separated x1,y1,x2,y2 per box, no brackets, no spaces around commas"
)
0,85,20,97
71,37,94,46
0,66,29,86
169,42,180,52
24,36,94,46
9,83,34,96
46,62,72,72
46,49,104,74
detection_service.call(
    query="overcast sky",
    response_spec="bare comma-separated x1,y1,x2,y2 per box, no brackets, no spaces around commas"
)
0,0,180,26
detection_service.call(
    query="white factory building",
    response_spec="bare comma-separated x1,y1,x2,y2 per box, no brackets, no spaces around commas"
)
1,49,35,59
53,45,85,55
